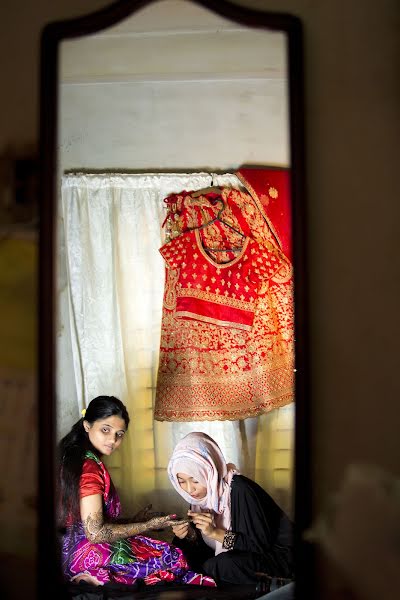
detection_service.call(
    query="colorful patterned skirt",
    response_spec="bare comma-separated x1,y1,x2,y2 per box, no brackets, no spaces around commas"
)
62,524,216,586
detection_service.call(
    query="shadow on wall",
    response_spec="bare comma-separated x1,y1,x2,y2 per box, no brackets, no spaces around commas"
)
0,159,38,597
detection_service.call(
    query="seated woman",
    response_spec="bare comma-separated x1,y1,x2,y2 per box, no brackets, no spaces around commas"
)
58,396,215,587
167,431,294,587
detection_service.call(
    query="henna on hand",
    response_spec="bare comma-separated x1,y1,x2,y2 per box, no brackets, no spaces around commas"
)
82,510,178,543
146,515,179,530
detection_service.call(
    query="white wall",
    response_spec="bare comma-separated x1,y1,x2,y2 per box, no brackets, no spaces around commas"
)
58,0,289,171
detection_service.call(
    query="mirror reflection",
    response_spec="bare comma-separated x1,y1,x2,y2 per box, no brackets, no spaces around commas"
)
55,0,295,595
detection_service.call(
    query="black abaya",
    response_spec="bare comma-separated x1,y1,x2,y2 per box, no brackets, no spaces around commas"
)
173,475,294,585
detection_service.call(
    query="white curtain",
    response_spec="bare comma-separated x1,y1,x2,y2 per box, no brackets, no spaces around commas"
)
57,173,294,516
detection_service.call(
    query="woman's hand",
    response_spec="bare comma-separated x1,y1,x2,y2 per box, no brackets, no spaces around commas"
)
188,510,215,537
188,510,225,543
146,514,181,531
171,520,191,539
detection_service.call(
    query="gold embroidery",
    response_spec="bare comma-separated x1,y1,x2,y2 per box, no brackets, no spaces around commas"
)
175,311,252,331
195,230,251,269
156,186,295,421
235,174,284,252
271,258,293,284
177,286,253,311
155,277,294,421
268,186,278,199
163,267,179,310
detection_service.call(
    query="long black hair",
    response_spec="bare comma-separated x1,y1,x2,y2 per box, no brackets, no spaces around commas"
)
58,395,130,524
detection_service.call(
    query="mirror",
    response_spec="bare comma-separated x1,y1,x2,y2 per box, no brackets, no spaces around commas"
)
39,0,308,597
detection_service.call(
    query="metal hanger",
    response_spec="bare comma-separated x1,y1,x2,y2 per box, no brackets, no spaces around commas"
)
198,197,245,238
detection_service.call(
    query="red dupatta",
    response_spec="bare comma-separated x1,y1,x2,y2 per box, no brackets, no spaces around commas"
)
236,167,292,261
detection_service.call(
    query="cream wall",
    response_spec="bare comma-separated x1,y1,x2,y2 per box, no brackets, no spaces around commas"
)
58,1,289,171
1,0,399,598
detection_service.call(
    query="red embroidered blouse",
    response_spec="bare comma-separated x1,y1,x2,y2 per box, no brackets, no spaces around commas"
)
160,229,282,331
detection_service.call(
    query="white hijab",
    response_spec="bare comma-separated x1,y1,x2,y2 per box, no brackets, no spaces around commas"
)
167,432,239,554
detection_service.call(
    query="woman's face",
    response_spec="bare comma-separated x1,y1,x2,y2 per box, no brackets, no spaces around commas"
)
177,472,207,500
84,415,126,456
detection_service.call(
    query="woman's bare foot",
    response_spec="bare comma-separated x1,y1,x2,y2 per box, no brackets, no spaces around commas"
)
71,573,102,586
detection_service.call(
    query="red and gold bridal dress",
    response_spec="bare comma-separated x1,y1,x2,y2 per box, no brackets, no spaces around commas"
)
154,183,294,421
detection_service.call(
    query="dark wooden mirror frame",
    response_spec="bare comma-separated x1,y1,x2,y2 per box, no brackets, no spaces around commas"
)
38,0,311,597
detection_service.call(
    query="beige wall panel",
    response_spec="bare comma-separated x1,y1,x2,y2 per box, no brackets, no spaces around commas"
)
59,78,288,170
60,31,285,83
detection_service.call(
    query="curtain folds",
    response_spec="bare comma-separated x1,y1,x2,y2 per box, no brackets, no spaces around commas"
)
57,172,294,516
